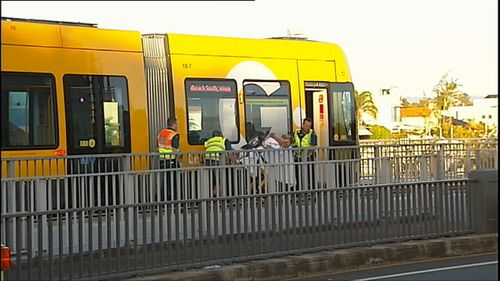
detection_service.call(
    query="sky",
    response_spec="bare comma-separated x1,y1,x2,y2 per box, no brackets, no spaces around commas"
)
1,0,498,99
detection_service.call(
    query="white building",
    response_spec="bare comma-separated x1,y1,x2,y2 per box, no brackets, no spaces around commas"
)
363,88,401,130
446,95,497,128
398,106,440,136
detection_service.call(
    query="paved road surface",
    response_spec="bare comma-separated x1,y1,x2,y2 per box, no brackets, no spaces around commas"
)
295,253,498,281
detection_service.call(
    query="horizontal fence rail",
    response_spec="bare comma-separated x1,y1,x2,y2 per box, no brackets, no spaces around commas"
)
1,138,496,280
1,139,497,213
2,180,471,280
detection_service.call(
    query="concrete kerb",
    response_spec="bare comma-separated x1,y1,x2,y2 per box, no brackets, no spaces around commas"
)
127,233,498,281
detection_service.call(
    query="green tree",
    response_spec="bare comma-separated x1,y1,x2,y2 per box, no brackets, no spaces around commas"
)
391,131,409,139
444,120,487,138
413,97,433,108
355,90,378,123
456,92,473,106
432,73,469,138
367,125,392,139
432,73,466,111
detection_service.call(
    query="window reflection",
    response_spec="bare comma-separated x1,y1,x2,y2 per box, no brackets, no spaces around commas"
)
1,73,56,149
330,84,356,143
64,75,130,153
185,79,239,144
243,81,291,141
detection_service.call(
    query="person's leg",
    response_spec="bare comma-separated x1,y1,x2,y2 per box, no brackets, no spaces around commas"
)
172,160,179,200
225,167,233,197
294,156,301,190
306,155,316,190
206,159,220,197
214,161,221,197
159,160,167,201
165,160,173,201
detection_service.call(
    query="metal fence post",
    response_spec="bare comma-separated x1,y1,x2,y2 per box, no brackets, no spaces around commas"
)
385,157,393,183
376,157,391,184
123,156,133,204
35,178,48,212
6,161,16,252
301,149,307,190
374,146,381,159
436,145,445,180
464,143,472,175
392,157,400,182
469,169,498,234
7,161,15,213
374,147,381,184
495,150,498,169
221,153,227,197
419,155,429,181
122,156,134,248
475,150,482,170
200,167,210,199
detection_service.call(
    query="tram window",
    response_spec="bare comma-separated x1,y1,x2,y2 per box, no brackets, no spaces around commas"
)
329,87,356,142
1,73,57,149
185,79,239,145
243,80,291,141
63,75,130,153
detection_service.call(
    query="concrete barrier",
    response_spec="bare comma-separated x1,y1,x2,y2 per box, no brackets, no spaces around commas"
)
126,233,497,281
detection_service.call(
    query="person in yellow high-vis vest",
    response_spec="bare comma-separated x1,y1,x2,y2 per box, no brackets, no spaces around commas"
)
293,117,317,190
204,130,234,197
157,117,180,200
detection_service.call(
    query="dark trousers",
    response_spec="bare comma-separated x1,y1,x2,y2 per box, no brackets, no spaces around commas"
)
294,155,316,190
206,159,222,196
277,182,291,192
205,159,234,197
159,159,179,201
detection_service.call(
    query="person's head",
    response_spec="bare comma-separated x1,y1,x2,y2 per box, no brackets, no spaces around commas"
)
282,134,292,147
246,122,255,130
301,117,312,133
212,130,223,137
167,117,178,130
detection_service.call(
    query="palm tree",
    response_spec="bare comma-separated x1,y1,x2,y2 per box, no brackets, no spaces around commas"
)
432,73,465,138
432,73,464,112
355,90,378,124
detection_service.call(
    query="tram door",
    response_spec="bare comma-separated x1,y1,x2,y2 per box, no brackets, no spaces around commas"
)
64,75,131,207
305,82,330,160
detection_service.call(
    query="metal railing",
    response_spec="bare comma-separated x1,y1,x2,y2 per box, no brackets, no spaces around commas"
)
359,137,498,146
2,179,471,280
1,139,497,213
1,138,497,280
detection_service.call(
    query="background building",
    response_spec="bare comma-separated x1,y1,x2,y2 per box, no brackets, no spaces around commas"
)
445,95,497,136
363,88,402,130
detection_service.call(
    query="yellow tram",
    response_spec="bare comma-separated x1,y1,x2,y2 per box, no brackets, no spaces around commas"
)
1,17,358,174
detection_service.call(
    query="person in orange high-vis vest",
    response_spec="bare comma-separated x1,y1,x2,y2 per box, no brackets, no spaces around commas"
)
157,117,180,201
